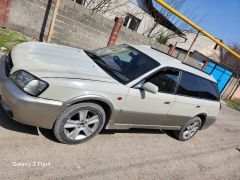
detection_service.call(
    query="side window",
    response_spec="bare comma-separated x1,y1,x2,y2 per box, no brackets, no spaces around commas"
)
146,69,179,93
177,72,201,98
199,78,220,101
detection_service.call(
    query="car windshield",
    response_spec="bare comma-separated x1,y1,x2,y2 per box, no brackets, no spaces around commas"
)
86,45,160,84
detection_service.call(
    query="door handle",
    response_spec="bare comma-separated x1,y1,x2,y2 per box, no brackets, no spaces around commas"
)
164,102,171,104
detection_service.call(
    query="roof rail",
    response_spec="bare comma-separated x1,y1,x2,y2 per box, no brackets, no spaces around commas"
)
151,47,181,62
151,47,174,58
181,61,211,76
151,47,211,76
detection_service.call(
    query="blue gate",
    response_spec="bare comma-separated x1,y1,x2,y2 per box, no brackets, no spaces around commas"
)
204,62,233,93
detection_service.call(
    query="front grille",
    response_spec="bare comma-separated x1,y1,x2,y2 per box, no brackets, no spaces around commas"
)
5,52,13,77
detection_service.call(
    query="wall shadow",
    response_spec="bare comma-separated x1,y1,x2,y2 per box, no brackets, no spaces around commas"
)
39,0,53,42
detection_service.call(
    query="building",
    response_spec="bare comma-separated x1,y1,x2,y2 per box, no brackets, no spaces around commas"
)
168,31,240,98
72,0,184,38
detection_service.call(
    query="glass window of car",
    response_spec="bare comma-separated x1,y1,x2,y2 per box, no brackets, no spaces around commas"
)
177,72,201,98
87,45,160,84
146,69,180,93
199,78,220,101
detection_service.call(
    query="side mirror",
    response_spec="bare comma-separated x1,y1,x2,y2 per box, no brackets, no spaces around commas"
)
142,82,158,94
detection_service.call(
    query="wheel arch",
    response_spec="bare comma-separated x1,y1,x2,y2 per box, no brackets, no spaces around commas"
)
195,113,207,130
61,95,114,127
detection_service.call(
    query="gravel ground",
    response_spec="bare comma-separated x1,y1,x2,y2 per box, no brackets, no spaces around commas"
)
0,103,239,180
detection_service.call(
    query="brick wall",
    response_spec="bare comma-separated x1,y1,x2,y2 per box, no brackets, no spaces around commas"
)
0,0,12,27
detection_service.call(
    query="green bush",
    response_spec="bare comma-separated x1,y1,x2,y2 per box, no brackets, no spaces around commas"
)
156,32,169,45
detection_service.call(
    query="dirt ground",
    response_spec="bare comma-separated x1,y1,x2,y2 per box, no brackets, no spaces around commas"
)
0,103,239,180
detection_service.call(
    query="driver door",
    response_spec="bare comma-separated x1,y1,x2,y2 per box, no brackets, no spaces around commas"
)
116,69,180,127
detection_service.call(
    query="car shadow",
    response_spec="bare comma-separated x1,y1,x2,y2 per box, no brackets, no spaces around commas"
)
38,128,59,143
0,105,38,135
100,128,178,140
0,104,177,142
0,104,60,142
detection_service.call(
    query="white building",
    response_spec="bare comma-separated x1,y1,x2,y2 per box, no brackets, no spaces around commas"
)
73,0,184,38
168,31,222,63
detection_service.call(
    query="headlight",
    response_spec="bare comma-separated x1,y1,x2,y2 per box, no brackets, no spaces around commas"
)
11,70,48,96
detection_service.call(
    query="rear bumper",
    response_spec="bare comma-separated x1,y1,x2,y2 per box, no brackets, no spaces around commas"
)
0,55,63,129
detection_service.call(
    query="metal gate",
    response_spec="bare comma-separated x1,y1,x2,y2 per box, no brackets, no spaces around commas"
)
204,62,233,93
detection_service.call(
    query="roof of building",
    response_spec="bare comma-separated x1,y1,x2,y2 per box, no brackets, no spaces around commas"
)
132,44,216,82
197,44,221,63
168,32,215,52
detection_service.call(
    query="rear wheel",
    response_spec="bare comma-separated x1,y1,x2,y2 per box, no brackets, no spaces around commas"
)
53,103,105,144
174,117,202,141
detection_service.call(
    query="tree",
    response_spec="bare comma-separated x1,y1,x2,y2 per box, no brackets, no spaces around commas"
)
156,32,169,44
72,0,128,14
221,43,240,77
143,0,204,42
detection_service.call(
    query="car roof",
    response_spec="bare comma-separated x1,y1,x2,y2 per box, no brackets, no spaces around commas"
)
131,45,216,83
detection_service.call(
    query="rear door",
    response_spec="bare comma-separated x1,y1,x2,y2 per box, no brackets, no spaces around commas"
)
116,68,180,127
198,77,221,117
167,71,204,127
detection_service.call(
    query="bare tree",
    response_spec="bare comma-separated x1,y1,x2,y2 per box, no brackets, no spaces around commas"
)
143,0,203,41
73,0,129,15
221,43,240,77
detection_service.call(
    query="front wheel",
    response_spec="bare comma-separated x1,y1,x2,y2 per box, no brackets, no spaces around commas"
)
53,103,106,144
174,117,202,141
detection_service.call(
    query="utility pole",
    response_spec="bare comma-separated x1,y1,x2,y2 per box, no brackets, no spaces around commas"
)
183,31,199,62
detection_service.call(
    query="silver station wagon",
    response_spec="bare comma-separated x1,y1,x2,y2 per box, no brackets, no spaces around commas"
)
0,42,220,144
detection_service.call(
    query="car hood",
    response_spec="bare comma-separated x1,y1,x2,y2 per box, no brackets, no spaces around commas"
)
10,42,117,83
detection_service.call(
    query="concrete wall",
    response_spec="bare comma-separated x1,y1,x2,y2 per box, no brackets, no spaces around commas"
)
231,85,240,100
50,0,172,51
221,77,238,99
7,0,55,40
5,0,188,57
5,0,200,67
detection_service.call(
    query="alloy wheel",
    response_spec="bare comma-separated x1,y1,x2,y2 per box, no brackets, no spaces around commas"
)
63,110,100,140
182,121,200,140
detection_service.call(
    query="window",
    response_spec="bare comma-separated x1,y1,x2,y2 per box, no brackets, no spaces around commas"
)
123,13,141,31
146,69,180,93
88,45,159,84
177,72,201,98
72,0,85,5
199,78,220,101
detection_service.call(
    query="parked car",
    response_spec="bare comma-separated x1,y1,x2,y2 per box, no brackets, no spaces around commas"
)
0,42,220,144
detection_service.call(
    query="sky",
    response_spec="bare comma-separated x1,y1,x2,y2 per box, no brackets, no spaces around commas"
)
152,0,240,45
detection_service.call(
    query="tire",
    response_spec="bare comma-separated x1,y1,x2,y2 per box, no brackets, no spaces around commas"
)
174,117,202,141
53,103,106,144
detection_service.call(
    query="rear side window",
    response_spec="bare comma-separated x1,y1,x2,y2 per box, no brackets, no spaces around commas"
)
177,71,220,101
199,78,220,101
177,72,200,98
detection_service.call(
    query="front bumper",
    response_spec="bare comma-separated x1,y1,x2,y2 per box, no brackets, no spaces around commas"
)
0,55,63,129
